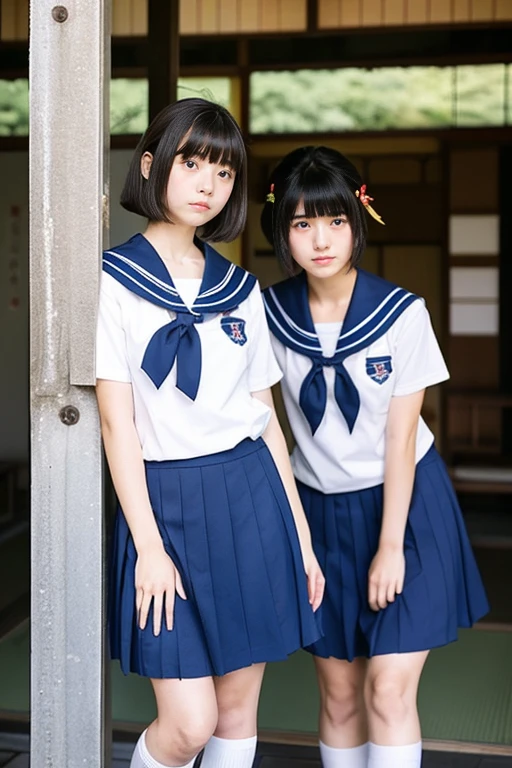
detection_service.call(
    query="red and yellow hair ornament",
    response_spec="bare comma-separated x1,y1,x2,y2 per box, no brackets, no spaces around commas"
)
355,184,385,226
266,183,276,204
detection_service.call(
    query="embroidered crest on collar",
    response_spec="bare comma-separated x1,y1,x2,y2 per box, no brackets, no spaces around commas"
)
366,356,393,385
221,316,248,346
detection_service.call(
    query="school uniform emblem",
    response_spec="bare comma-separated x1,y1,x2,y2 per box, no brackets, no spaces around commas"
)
221,316,247,346
366,356,392,384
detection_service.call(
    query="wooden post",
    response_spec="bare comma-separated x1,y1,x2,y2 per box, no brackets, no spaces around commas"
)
29,1,110,765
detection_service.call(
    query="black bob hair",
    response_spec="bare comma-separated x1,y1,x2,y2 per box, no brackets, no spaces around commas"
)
121,98,247,243
261,146,367,275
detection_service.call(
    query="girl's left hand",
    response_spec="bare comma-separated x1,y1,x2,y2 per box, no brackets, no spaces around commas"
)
302,548,325,612
368,545,405,611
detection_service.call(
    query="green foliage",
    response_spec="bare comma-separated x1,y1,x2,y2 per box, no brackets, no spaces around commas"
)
110,78,149,135
250,64,508,133
0,80,29,136
110,77,231,135
0,66,508,136
0,77,230,137
177,77,231,108
455,64,506,126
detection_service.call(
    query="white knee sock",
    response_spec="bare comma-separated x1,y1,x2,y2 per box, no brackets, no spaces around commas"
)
319,740,369,767
368,741,422,768
200,735,257,768
130,729,198,768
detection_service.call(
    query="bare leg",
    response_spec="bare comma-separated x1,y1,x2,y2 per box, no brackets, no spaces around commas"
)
141,676,218,766
200,663,266,768
365,651,428,746
365,651,428,768
214,663,266,738
315,656,368,748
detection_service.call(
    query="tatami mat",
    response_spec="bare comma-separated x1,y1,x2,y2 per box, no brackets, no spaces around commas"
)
1,625,511,747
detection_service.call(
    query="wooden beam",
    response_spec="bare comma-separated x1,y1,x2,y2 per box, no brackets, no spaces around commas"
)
148,0,180,120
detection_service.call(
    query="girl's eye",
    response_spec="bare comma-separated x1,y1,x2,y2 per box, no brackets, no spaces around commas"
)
218,169,232,179
293,221,309,229
184,159,197,169
332,218,347,226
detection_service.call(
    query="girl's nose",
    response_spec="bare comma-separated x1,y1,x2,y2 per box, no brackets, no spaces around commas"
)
198,168,214,195
313,225,330,251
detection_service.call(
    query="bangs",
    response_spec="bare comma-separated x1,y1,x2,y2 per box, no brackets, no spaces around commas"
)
120,97,247,236
261,145,367,276
177,112,245,173
291,167,353,221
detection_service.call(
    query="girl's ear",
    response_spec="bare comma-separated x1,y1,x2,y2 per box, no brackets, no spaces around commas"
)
140,152,154,180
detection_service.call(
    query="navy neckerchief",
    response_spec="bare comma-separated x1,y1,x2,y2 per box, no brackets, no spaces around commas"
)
103,233,256,400
263,269,419,435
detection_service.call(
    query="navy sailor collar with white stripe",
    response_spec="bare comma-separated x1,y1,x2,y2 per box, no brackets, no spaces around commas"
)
263,269,418,361
103,232,256,315
103,234,256,315
102,233,256,401
263,269,419,435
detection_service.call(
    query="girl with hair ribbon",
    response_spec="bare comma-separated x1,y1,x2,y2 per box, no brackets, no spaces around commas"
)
96,101,324,768
261,145,488,768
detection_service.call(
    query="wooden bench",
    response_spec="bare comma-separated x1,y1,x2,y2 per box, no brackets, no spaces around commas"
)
446,391,512,494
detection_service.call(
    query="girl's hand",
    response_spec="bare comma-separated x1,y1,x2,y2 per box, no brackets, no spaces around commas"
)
302,547,325,612
135,546,187,635
368,545,405,611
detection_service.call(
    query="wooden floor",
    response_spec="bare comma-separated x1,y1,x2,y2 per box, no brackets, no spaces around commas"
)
1,734,512,768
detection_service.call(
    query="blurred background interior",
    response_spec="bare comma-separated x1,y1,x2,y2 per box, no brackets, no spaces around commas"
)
0,1,511,765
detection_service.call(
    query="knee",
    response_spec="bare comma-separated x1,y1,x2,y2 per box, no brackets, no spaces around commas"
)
365,672,410,726
321,681,363,729
157,711,217,760
216,692,258,736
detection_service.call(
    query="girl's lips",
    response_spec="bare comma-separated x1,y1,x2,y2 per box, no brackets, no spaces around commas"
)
312,256,335,265
190,202,210,210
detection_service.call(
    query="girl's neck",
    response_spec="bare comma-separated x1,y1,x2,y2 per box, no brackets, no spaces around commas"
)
307,267,357,324
144,221,205,279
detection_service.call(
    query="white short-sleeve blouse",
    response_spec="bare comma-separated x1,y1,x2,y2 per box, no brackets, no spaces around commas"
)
96,272,282,461
271,300,449,494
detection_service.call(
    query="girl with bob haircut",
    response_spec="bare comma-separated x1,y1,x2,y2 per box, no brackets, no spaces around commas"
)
96,100,323,768
261,145,488,768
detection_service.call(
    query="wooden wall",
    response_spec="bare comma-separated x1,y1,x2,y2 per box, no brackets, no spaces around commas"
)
318,0,512,29
448,148,500,390
2,0,511,41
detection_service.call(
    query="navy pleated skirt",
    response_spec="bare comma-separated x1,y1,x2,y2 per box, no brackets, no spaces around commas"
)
109,438,321,679
298,445,489,661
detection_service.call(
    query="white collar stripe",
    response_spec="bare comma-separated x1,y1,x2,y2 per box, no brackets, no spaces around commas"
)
198,263,237,298
263,297,322,353
195,272,252,308
339,287,405,341
104,262,192,311
335,293,416,353
268,287,318,340
267,286,411,348
106,251,253,310
105,252,180,296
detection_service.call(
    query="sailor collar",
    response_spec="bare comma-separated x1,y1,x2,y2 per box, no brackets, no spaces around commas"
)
102,233,257,400
263,269,418,360
103,233,256,316
263,269,419,434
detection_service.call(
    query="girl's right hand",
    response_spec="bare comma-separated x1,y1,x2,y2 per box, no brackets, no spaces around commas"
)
135,545,187,635
302,546,325,612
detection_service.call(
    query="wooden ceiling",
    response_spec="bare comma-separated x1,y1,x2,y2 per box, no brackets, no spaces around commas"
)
1,0,511,41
